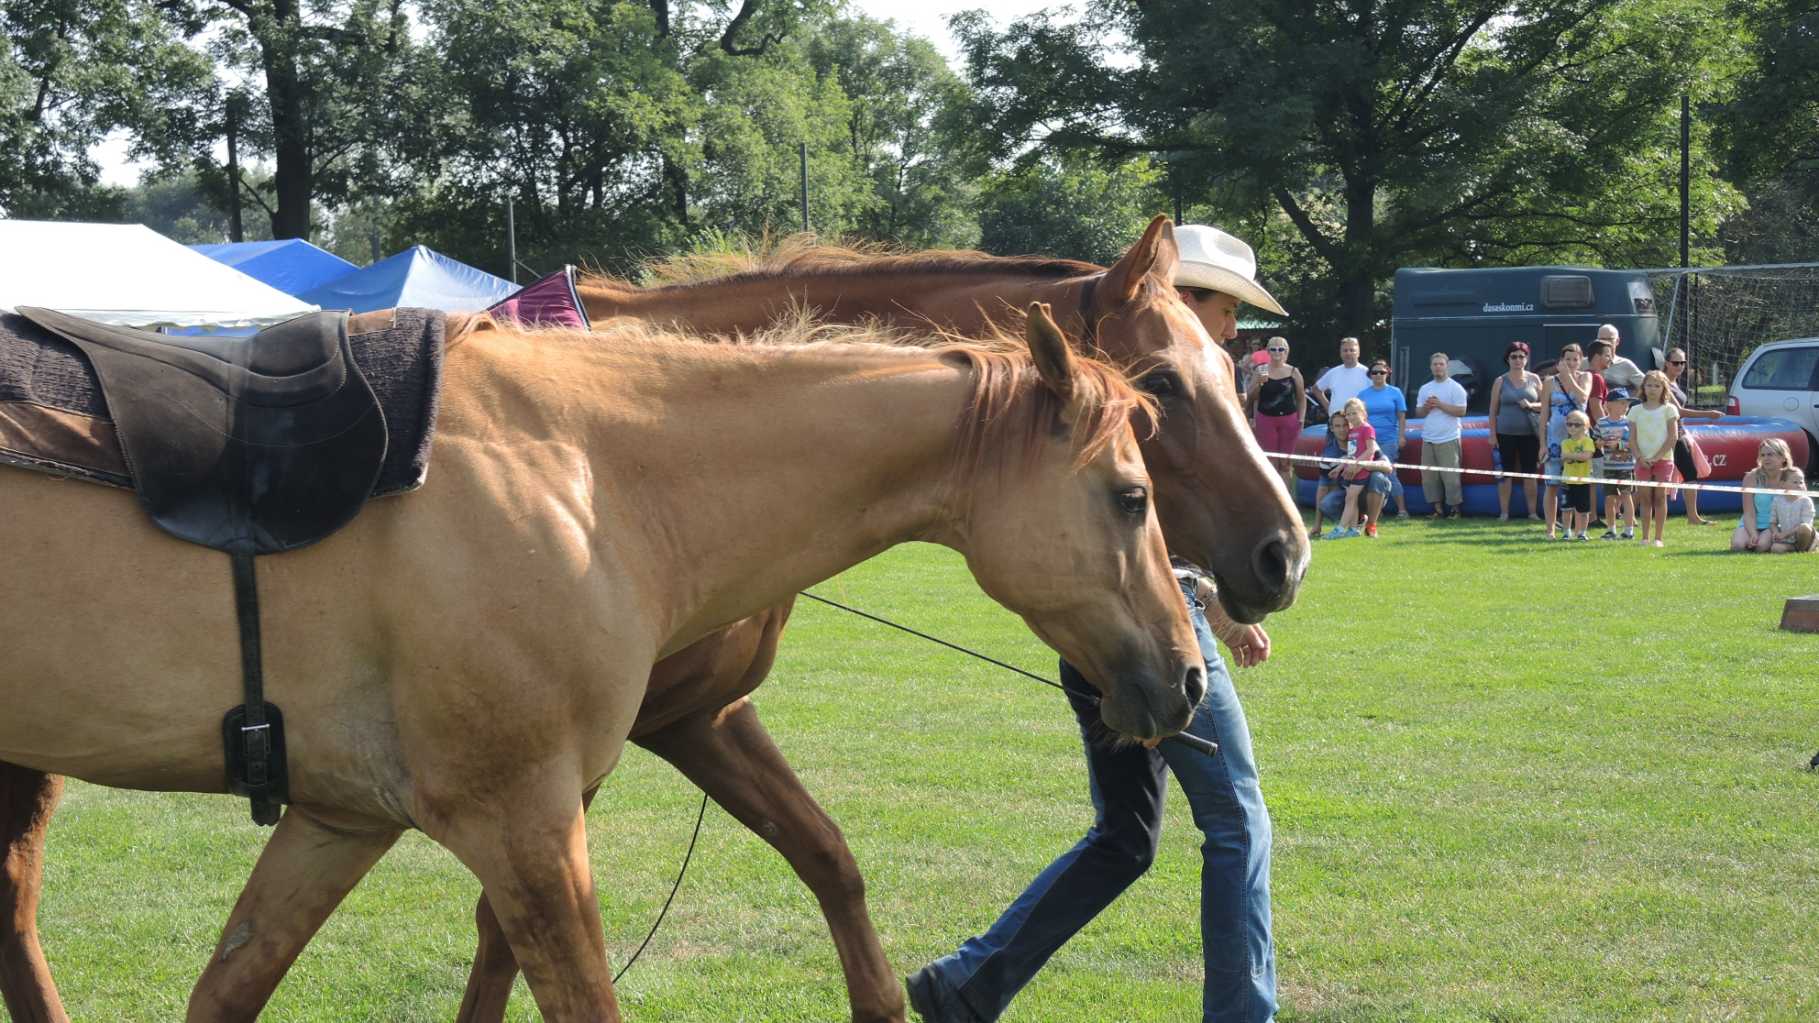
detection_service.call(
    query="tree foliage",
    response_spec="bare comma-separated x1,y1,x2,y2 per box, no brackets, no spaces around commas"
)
1,0,213,217
975,151,1165,264
957,0,1745,340
9,0,1806,311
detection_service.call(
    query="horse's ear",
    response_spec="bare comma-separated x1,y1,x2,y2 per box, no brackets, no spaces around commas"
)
1025,302,1078,408
1098,215,1178,308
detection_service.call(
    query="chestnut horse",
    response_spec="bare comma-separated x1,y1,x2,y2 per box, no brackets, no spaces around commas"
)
448,219,1311,1022
0,307,1197,1021
578,215,1306,619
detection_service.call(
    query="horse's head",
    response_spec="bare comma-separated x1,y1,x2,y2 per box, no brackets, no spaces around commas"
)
946,304,1202,741
1079,215,1309,623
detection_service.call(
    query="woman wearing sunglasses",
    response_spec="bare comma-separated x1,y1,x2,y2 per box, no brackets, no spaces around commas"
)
1245,335,1307,494
1358,358,1410,517
1663,347,1723,524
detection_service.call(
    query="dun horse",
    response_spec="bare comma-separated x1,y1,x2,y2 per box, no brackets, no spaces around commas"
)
0,307,1198,1021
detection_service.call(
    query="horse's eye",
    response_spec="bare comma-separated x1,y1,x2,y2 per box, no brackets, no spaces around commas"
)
1141,371,1180,398
1116,486,1148,517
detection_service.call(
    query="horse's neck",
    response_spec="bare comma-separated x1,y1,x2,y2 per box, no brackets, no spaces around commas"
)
530,337,973,652
580,272,1081,336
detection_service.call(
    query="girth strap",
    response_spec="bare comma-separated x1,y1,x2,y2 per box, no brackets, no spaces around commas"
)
224,550,287,825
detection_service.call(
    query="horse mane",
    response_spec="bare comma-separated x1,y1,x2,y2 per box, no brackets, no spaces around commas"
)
471,313,1153,477
580,234,1103,292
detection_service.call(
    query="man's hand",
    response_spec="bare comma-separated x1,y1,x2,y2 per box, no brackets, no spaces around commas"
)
1220,624,1271,668
1206,598,1271,668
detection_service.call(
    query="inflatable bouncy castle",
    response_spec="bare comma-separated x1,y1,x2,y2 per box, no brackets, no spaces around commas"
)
1294,416,1810,517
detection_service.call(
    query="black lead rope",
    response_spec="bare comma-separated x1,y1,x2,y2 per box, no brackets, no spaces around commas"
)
615,587,1215,984
614,789,708,983
796,591,1218,757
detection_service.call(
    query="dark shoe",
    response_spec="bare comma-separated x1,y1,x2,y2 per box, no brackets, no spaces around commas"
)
906,964,971,1023
1447,506,1462,518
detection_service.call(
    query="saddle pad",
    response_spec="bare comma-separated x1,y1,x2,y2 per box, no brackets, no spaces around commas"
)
0,308,444,498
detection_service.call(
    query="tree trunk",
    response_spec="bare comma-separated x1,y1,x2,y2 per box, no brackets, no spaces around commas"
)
1340,173,1380,349
663,155,689,225
259,0,313,239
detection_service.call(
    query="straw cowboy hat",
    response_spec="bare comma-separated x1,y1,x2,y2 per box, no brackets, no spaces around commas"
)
1173,224,1289,317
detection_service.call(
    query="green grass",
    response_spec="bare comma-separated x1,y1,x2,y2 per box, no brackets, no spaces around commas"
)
33,519,1819,1021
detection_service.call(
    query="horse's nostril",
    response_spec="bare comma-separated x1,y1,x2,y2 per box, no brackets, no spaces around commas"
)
1253,536,1291,590
1183,663,1206,706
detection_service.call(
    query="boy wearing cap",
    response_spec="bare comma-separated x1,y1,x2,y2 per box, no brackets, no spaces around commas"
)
909,224,1287,1023
1597,389,1637,540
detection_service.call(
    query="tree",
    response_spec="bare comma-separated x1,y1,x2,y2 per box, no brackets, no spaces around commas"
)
153,0,419,240
121,165,276,243
806,16,982,247
1,0,213,218
975,151,1165,264
957,0,1743,342
1717,0,1819,262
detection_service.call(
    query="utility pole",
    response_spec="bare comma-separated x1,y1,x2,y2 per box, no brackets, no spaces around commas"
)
1679,93,1690,270
506,195,518,284
799,142,810,233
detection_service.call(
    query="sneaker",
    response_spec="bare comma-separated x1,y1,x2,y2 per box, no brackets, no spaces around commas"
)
1652,539,1665,548
1622,529,1635,540
1546,531,1557,540
1324,526,1349,540
906,965,963,1023
1364,522,1379,538
1576,532,1591,541
1599,530,1617,540
1448,506,1463,519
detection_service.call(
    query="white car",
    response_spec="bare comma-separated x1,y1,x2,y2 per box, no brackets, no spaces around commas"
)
1726,338,1819,469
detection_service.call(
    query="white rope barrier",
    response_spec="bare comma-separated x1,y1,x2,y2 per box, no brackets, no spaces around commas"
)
1267,450,1819,500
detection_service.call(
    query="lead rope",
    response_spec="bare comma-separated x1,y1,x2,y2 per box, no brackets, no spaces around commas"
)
615,586,1217,982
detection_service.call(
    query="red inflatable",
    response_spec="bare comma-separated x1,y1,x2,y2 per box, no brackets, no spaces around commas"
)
1293,416,1807,516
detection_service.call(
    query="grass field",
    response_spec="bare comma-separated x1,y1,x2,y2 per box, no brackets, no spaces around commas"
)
33,518,1819,1021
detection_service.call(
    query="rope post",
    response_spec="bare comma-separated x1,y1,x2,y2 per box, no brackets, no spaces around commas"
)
1781,596,1819,633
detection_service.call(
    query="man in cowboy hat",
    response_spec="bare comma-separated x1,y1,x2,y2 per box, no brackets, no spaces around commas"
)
907,223,1286,1023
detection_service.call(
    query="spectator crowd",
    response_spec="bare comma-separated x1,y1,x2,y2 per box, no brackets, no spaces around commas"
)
1235,328,1816,553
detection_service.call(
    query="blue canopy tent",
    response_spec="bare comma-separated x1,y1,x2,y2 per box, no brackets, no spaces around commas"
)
299,245,516,313
191,239,358,297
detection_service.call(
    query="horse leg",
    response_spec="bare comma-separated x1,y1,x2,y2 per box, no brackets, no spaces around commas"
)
641,700,904,1023
185,809,400,1023
0,763,66,1023
433,793,621,1021
455,786,601,1023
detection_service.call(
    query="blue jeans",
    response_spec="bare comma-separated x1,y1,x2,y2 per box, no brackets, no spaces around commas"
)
915,581,1276,1022
1319,471,1391,519
1381,438,1406,505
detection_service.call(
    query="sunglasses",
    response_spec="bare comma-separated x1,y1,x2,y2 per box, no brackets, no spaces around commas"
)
1668,359,1687,366
1267,347,1288,353
1369,369,1388,376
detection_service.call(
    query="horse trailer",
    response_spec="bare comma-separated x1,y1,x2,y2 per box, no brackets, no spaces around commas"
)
1390,266,1662,411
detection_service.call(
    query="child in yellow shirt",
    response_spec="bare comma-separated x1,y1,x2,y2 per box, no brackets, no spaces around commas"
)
1558,410,1596,540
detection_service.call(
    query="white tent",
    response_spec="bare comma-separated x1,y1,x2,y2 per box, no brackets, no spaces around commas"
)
0,220,317,328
